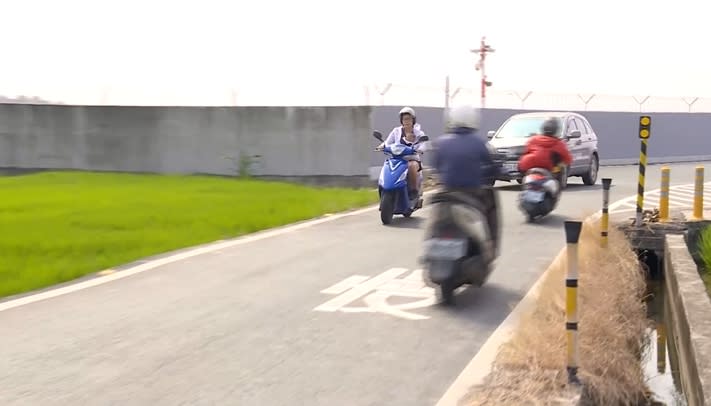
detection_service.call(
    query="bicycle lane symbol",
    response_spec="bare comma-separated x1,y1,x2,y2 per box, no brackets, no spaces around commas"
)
313,268,437,320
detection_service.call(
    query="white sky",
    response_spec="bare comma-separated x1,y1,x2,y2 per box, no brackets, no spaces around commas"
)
2,0,710,108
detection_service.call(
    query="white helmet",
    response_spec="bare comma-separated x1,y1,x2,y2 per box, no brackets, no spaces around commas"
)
446,105,481,130
398,106,416,123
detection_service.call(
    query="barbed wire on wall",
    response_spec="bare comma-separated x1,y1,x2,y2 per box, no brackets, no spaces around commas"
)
3,82,711,113
363,83,711,113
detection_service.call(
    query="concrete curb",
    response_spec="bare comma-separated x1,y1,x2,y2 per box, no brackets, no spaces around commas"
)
435,206,624,405
664,233,711,406
434,180,709,405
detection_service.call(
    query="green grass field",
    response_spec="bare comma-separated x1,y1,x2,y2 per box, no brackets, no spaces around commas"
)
698,225,711,294
0,171,377,298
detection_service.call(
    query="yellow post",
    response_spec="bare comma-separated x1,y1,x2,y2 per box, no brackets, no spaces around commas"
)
601,178,612,247
693,166,704,220
659,167,670,222
564,221,583,385
636,116,651,227
657,321,667,373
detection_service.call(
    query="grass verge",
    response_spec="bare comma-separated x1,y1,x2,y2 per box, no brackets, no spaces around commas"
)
0,171,377,299
463,219,651,405
697,225,711,293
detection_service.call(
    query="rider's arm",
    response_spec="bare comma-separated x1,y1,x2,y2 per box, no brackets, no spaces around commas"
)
555,140,574,165
523,137,534,154
383,127,400,148
414,127,430,152
480,141,497,182
431,140,441,171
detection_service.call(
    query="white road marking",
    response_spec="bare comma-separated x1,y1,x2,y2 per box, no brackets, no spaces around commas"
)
314,268,436,320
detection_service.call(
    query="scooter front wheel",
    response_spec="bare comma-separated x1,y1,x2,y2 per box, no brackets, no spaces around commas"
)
380,191,395,225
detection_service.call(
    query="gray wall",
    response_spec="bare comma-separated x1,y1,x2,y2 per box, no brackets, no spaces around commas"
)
0,104,373,177
1,103,710,182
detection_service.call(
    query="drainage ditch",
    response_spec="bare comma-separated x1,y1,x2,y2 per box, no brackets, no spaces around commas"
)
638,249,687,406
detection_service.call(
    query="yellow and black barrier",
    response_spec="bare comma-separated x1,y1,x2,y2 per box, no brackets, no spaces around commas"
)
659,166,670,222
564,220,583,384
601,178,612,247
636,115,651,227
693,166,705,220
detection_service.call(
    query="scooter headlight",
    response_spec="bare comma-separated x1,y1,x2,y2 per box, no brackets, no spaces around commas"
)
397,170,408,183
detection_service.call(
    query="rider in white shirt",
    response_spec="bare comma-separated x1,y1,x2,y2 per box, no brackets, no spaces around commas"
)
378,106,430,197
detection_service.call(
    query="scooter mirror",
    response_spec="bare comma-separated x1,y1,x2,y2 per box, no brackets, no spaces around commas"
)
372,131,383,141
418,135,429,142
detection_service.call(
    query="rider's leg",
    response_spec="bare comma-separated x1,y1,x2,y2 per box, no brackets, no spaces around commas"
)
474,188,500,257
407,161,419,195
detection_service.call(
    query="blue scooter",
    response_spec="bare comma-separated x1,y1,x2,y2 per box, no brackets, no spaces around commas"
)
372,130,429,225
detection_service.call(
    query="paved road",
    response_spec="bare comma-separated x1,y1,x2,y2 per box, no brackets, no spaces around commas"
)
0,162,706,406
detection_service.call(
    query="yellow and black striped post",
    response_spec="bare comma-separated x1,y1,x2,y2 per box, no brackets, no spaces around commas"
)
601,178,612,247
636,116,651,227
564,220,583,385
659,166,670,222
693,166,705,220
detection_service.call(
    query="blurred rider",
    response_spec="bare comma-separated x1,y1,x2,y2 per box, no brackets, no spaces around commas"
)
430,104,501,254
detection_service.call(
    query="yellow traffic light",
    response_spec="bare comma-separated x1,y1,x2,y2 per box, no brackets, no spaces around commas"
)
639,115,651,139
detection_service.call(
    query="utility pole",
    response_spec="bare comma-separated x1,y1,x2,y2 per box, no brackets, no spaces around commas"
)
445,75,450,110
471,36,494,108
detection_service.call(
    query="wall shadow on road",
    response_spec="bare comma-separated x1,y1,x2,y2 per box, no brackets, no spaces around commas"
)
494,183,522,192
526,213,572,229
564,183,607,192
497,182,617,193
429,283,523,329
387,216,425,229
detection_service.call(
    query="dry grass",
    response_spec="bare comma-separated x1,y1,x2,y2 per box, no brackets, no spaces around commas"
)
464,218,651,406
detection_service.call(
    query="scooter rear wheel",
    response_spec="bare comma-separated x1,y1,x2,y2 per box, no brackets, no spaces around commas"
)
438,280,455,305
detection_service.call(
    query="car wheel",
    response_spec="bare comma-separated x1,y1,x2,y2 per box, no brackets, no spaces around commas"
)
582,154,599,185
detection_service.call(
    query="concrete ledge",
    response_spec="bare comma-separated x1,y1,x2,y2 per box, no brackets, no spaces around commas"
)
664,234,711,406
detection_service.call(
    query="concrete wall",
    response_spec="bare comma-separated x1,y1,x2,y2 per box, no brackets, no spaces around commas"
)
1,103,711,182
664,234,711,406
370,106,711,167
0,104,374,178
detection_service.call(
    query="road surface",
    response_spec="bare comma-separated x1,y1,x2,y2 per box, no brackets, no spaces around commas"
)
0,162,707,406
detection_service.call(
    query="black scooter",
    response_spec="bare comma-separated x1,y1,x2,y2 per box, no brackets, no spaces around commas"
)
421,188,499,305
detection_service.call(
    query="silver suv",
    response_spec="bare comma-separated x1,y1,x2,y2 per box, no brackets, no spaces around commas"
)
486,111,600,188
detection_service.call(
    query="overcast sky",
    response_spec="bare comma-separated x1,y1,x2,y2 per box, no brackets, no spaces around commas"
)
2,0,708,107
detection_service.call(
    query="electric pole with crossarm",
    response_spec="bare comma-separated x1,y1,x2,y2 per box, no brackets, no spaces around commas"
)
471,36,495,108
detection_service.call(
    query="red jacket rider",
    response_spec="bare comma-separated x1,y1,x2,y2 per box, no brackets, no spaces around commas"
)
517,117,573,174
